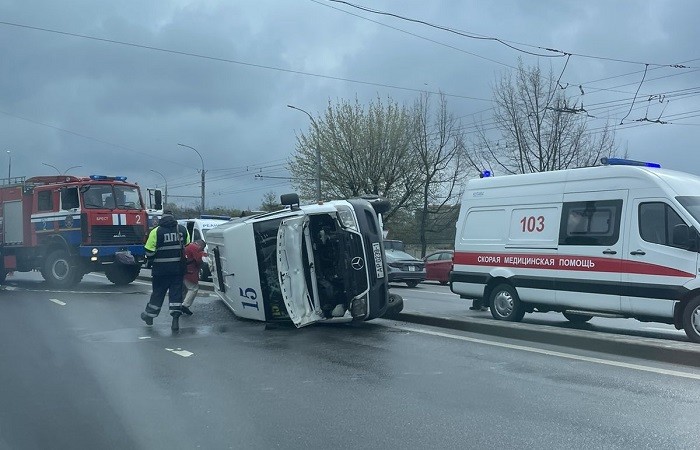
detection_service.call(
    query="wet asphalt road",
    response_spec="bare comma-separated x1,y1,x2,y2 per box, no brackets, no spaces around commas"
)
1,272,699,449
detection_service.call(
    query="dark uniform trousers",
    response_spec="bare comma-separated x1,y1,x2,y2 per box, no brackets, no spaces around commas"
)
144,274,184,318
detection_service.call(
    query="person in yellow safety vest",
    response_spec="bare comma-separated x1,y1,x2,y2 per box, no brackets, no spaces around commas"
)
140,211,190,331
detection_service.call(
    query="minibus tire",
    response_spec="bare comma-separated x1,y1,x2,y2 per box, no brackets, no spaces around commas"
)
489,283,525,322
563,312,593,323
682,297,700,343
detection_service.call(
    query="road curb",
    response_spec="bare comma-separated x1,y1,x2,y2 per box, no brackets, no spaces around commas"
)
394,311,700,368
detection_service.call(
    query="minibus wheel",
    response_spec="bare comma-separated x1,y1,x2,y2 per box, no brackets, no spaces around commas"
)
682,297,700,343
489,283,525,322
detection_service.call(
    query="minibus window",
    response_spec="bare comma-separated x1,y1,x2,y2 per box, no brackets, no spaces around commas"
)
559,200,622,246
639,202,687,248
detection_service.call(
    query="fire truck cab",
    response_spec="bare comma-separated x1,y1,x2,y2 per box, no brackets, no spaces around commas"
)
0,174,153,287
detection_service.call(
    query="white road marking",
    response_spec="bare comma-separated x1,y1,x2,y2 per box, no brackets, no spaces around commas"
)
138,336,151,340
384,324,700,381
644,327,684,333
165,347,193,357
49,298,66,306
2,286,18,291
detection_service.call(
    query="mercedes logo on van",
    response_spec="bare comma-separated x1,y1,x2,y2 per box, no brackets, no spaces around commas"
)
351,257,364,271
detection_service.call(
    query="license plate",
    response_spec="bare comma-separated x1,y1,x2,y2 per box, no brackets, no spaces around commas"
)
372,243,384,279
408,266,415,272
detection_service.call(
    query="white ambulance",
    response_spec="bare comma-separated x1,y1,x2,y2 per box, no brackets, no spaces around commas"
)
451,158,700,343
205,194,396,327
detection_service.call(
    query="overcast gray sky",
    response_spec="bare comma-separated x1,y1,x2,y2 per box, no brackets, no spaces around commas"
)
1,0,699,209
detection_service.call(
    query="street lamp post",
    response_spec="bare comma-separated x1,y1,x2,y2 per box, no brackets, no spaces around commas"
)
287,105,321,202
150,169,168,207
6,150,11,179
63,165,82,174
177,143,206,213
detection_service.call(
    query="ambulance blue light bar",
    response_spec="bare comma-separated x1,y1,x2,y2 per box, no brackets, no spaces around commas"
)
480,170,492,178
600,157,661,168
89,175,128,181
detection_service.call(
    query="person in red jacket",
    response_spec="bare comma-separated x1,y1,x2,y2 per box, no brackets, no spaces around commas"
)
181,239,206,316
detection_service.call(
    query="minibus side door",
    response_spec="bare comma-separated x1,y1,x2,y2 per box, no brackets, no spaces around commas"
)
622,198,697,317
556,190,627,312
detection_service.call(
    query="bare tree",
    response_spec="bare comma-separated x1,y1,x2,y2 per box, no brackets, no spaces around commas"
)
259,191,283,212
468,60,617,175
412,92,467,256
290,96,422,219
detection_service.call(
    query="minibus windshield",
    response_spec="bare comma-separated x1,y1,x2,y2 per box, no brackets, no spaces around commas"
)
676,196,700,223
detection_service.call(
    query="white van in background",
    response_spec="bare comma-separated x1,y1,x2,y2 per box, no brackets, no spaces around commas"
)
178,216,231,281
451,158,700,343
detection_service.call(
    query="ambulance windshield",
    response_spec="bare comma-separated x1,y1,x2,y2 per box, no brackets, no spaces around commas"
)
676,196,700,224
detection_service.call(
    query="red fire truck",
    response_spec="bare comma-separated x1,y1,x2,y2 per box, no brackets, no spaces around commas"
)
0,174,161,287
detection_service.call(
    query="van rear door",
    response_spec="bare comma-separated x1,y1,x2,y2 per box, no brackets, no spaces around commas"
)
277,216,323,327
556,190,627,312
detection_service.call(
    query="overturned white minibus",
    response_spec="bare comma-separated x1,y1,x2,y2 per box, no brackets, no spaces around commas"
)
206,194,398,327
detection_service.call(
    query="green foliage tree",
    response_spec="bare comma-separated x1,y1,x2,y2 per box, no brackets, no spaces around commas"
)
289,96,422,219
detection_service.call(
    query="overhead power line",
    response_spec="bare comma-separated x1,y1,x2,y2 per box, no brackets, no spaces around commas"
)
0,20,491,103
326,0,697,68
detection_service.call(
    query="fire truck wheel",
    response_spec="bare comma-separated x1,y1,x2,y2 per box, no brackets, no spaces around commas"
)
44,249,80,288
105,264,140,285
682,297,700,343
489,283,526,322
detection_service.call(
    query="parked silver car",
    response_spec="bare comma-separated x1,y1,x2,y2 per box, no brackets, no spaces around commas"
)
385,249,426,288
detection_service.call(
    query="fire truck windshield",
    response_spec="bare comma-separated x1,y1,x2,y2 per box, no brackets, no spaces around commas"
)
81,184,143,210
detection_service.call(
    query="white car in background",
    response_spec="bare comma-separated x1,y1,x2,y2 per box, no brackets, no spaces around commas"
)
178,216,231,281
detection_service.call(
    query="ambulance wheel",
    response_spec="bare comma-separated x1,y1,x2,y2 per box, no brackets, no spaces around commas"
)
563,312,593,323
682,297,700,343
44,249,80,288
106,264,140,285
489,283,525,322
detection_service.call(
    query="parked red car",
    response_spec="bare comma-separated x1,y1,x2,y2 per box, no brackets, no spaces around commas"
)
423,250,454,285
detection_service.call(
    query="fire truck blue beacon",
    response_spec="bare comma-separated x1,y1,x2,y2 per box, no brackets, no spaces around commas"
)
205,193,398,327
451,158,700,343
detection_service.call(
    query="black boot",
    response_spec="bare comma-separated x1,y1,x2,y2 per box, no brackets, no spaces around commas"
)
141,312,153,326
171,314,180,331
181,306,193,316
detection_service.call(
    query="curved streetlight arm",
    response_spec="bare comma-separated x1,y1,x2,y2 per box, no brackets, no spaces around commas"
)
287,104,322,201
63,165,82,174
42,162,61,174
177,143,205,212
177,143,204,173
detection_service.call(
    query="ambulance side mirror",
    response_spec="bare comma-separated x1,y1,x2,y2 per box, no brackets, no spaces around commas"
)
672,224,695,250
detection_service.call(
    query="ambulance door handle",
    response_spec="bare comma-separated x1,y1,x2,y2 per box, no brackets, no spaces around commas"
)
630,250,646,256
602,249,617,255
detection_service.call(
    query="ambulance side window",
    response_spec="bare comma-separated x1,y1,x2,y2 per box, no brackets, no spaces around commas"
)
639,202,686,248
559,200,622,246
37,190,54,211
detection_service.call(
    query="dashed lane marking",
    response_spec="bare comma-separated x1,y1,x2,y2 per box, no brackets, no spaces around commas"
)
383,323,700,381
138,336,152,340
49,298,66,306
165,348,193,357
